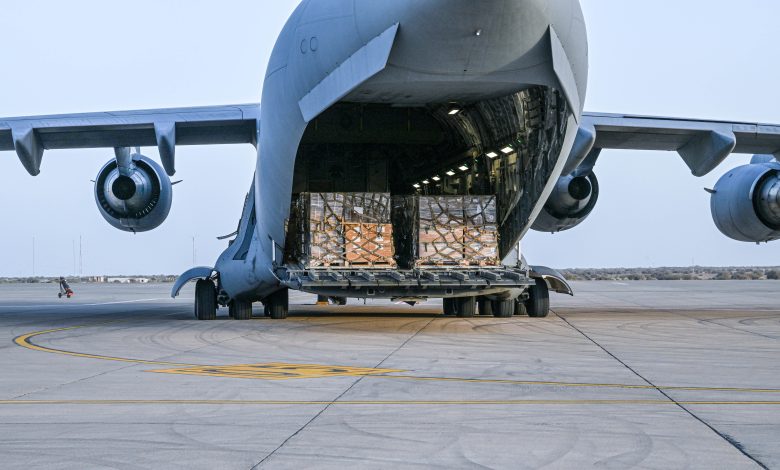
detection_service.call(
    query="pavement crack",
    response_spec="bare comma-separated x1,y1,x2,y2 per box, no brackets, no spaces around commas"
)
249,316,436,469
553,309,769,470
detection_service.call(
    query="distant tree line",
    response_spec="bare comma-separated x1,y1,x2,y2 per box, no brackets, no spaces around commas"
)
0,275,178,284
2,269,779,284
560,267,780,281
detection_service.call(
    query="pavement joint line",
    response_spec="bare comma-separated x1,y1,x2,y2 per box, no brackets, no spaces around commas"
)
14,321,780,394
554,309,770,470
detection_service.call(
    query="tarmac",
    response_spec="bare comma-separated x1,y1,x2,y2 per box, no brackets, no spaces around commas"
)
0,280,778,469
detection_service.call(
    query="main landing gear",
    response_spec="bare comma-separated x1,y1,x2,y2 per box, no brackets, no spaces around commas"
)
444,280,550,320
193,281,290,321
264,288,289,320
229,299,253,321
525,278,550,318
194,279,217,321
443,297,477,317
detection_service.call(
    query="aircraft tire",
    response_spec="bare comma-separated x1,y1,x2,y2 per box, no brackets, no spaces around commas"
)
194,279,217,321
477,297,493,316
230,300,253,321
267,289,289,320
492,299,514,318
442,298,456,316
455,297,476,318
514,298,528,316
331,296,348,306
526,279,550,318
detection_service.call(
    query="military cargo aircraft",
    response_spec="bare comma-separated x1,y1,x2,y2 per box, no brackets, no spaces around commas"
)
2,0,778,320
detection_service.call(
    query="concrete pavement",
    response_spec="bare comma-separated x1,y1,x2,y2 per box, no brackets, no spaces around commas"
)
0,281,777,469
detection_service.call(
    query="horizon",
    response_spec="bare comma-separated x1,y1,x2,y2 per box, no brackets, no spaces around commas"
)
3,265,779,280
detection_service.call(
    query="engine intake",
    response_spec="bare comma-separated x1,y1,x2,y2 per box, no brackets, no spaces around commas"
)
94,154,172,232
532,172,599,233
711,160,780,243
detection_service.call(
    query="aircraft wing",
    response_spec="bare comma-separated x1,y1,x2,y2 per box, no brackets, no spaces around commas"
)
579,112,780,176
0,104,260,176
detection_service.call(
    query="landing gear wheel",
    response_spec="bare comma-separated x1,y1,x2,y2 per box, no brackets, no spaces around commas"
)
514,298,528,316
330,296,347,306
454,297,476,318
477,297,493,316
194,279,217,321
266,289,289,320
525,279,550,318
442,298,456,316
230,299,253,321
492,299,514,318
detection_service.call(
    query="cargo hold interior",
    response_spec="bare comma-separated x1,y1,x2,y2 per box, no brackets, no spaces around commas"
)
286,86,570,270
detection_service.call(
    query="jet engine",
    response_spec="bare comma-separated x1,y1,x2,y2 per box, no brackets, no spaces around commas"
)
531,172,599,233
94,153,173,232
710,158,780,243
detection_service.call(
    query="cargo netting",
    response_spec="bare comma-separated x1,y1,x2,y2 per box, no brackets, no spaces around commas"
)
417,196,500,267
288,193,499,269
293,193,396,268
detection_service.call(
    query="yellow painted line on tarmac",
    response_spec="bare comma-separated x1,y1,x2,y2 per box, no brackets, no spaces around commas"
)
0,399,779,406
14,322,780,394
13,323,196,367
13,324,399,379
150,363,403,380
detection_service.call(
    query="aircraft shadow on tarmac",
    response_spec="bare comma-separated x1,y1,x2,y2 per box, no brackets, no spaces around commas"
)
248,306,444,319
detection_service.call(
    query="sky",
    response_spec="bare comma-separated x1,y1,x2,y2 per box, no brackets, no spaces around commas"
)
0,0,778,277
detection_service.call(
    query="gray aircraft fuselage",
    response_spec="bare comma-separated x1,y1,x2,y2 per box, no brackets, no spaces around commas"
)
217,0,589,300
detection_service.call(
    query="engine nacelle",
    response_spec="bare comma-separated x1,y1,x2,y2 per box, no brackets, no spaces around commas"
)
711,160,780,243
94,154,173,232
532,172,599,233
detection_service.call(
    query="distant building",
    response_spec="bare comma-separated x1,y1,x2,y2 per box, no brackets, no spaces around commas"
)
106,277,150,284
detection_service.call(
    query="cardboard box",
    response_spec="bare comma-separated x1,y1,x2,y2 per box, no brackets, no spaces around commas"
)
462,226,500,266
344,223,395,266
